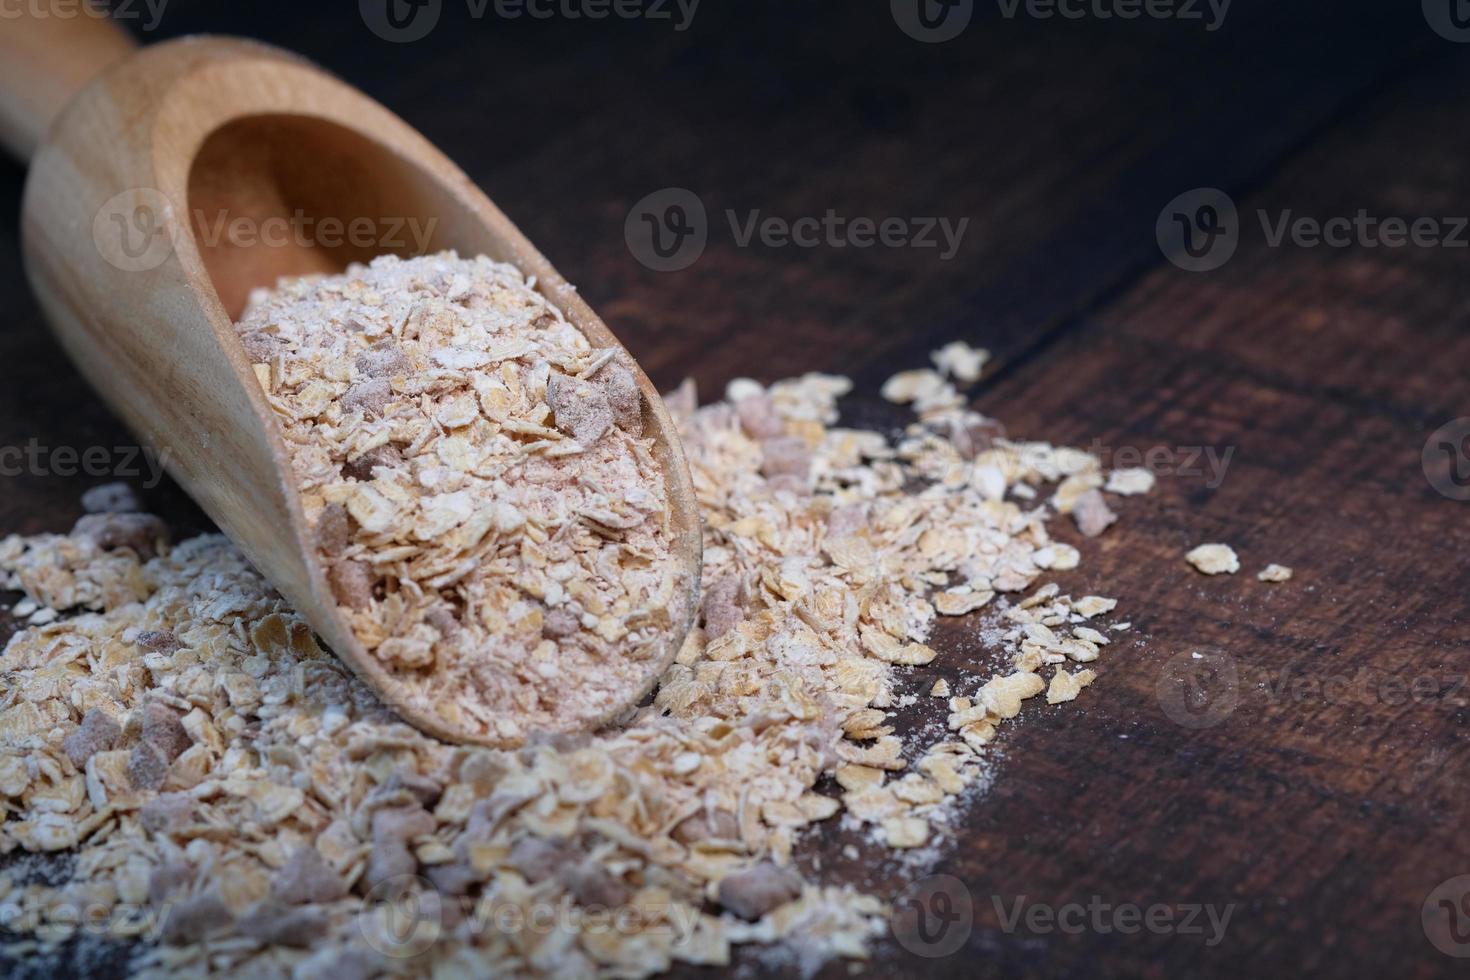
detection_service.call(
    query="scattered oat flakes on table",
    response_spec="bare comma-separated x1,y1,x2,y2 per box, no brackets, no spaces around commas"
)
929,341,990,384
1105,467,1156,496
1072,488,1118,538
1046,668,1097,705
1186,543,1240,575
0,344,1141,978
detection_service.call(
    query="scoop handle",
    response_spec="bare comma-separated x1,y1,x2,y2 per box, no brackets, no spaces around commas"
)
0,11,137,164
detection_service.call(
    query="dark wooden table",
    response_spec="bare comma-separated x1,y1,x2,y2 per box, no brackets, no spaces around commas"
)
3,2,1469,977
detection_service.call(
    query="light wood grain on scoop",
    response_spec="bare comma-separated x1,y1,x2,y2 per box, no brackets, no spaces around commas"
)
2,18,701,744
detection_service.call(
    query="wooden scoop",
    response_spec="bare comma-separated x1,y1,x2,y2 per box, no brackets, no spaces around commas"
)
0,16,702,745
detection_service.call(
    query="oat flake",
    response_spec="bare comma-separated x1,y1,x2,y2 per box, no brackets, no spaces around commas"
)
1186,543,1240,575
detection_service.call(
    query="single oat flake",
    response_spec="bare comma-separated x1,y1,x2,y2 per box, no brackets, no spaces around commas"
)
1257,563,1293,583
929,341,990,384
0,343,1137,978
1105,467,1156,496
1186,543,1240,575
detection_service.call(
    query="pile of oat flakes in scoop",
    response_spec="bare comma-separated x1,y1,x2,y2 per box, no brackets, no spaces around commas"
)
234,253,684,742
0,290,1145,976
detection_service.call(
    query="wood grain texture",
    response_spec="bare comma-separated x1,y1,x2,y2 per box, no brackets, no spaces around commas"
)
956,53,1470,979
2,1,1467,977
14,32,701,745
0,10,134,161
